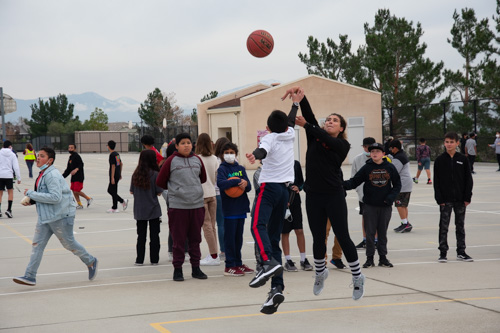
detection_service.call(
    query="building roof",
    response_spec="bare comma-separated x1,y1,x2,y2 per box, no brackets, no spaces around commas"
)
208,89,267,110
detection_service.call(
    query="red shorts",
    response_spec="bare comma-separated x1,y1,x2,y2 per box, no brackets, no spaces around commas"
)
70,182,84,192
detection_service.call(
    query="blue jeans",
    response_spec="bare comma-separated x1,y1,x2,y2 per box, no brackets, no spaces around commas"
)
216,195,225,252
25,216,95,279
26,160,34,178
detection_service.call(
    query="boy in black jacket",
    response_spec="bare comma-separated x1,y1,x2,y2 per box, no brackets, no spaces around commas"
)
433,132,474,263
343,143,401,268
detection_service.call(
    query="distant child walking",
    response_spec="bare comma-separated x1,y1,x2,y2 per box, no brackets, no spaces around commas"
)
343,143,401,269
23,143,36,178
130,150,164,266
433,132,474,263
156,133,208,282
107,140,128,213
488,131,500,171
413,138,432,184
217,142,253,277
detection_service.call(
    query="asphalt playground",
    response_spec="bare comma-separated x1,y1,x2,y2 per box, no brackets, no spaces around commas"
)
1,153,499,333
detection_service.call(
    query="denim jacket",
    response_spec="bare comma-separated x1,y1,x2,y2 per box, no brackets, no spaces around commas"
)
26,165,76,224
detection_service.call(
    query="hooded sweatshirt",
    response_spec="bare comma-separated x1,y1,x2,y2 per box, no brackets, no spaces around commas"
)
156,151,207,209
0,148,21,180
343,158,401,206
391,150,413,193
217,160,251,217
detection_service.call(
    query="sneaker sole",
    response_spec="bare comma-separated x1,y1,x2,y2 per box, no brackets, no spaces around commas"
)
249,265,283,288
13,278,36,286
224,272,244,277
457,258,474,262
378,263,394,268
438,259,447,263
260,294,285,315
284,266,298,272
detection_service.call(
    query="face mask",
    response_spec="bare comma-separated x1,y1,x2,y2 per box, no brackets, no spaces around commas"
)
496,134,500,138
224,154,236,164
39,163,50,171
364,151,371,156
68,150,74,154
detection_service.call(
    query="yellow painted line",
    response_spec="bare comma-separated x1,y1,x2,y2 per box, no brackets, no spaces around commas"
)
150,296,500,333
0,221,32,245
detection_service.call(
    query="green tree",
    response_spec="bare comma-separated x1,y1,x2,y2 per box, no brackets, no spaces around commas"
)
201,91,218,102
191,108,198,124
83,107,109,130
444,7,494,105
27,94,78,136
138,88,183,129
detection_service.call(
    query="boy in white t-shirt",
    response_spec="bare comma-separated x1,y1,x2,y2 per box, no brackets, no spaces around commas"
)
245,88,304,315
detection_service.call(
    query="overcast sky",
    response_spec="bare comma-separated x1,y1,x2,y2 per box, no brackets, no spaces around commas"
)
0,0,496,111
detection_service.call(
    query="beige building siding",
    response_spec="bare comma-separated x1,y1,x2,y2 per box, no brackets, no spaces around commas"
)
198,75,381,170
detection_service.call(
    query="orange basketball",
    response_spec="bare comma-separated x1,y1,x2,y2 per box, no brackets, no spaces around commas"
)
247,30,274,58
225,176,244,198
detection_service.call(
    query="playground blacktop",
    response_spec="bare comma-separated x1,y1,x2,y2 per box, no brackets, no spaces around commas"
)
1,153,499,333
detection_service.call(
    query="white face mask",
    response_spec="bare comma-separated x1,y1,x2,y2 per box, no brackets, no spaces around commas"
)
364,151,371,156
224,154,236,164
496,134,500,138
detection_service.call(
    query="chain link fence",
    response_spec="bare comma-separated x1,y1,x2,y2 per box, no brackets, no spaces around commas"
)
383,98,500,162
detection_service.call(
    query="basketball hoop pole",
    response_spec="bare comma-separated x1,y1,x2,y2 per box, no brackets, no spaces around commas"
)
0,87,6,141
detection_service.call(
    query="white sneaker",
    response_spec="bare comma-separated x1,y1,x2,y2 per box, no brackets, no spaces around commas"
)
352,273,365,301
122,199,129,211
200,255,221,266
168,252,173,262
106,208,119,213
313,269,329,296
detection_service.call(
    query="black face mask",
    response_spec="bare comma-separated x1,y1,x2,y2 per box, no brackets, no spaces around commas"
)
68,150,74,154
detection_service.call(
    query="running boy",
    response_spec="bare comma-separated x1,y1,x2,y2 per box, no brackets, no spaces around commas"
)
343,143,401,268
245,88,303,315
156,133,208,281
433,132,474,263
217,142,253,277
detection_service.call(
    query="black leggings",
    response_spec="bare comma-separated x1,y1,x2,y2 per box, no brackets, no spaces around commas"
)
305,190,358,263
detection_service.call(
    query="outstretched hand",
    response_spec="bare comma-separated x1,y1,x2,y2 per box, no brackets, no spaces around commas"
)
281,86,304,103
246,153,256,164
295,116,307,127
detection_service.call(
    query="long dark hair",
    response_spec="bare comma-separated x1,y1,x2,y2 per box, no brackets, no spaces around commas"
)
328,113,347,140
132,150,159,189
214,137,230,159
195,133,213,156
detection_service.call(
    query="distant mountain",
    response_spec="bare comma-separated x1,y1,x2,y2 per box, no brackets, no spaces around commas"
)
5,92,142,123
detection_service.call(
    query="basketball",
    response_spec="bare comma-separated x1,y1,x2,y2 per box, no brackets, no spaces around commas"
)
247,30,274,58
225,176,245,198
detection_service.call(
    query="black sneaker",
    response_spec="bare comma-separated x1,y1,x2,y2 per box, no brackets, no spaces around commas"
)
394,223,406,232
356,240,366,249
249,257,283,288
438,252,447,263
330,258,346,269
5,210,13,218
284,259,298,272
192,266,208,279
173,268,184,281
362,256,375,268
457,253,474,262
260,286,285,315
401,222,413,233
378,257,394,268
300,258,313,271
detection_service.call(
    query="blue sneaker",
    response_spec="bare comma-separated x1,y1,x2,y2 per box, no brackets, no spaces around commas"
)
13,276,36,286
88,258,98,281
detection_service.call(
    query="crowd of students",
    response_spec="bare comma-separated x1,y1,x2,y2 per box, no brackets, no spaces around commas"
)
10,85,491,316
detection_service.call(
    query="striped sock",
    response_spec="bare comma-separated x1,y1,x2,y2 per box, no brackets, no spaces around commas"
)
348,260,361,277
314,258,326,274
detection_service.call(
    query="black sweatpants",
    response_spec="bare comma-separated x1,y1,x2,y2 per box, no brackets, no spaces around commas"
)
305,190,358,263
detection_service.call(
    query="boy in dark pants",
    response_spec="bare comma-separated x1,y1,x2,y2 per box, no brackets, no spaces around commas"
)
343,143,401,268
156,133,208,281
106,140,127,213
217,142,252,276
433,132,474,263
245,89,303,315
